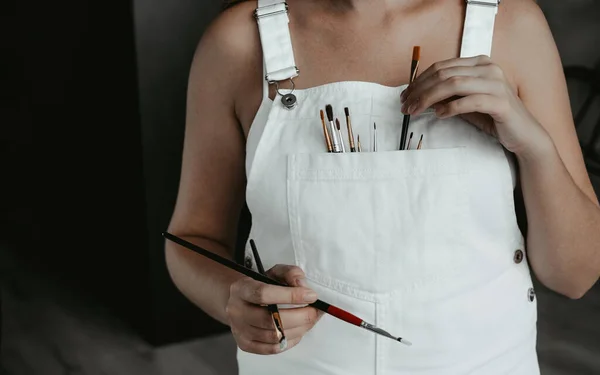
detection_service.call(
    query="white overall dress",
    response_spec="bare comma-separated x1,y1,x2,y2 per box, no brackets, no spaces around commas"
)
239,0,540,373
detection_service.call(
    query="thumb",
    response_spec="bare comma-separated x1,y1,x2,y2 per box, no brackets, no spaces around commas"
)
266,264,308,287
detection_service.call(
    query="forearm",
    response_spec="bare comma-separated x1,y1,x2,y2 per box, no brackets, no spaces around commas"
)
165,234,245,325
517,140,600,298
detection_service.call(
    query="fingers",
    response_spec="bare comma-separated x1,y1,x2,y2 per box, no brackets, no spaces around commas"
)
278,306,322,329
266,264,308,287
401,65,494,104
240,319,319,344
400,56,507,116
229,304,322,355
435,94,507,120
410,55,492,88
231,277,318,306
228,299,275,329
403,77,503,116
235,302,320,330
236,334,303,355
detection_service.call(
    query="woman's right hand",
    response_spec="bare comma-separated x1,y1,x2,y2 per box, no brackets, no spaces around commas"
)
226,264,323,354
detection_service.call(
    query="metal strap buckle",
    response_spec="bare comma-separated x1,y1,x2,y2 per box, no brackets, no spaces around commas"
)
254,2,289,20
466,0,500,7
265,66,300,84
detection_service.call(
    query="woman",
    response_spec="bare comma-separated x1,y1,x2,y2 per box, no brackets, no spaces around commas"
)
165,0,600,373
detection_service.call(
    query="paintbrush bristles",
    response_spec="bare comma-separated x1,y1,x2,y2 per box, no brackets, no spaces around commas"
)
320,109,324,121
336,118,341,130
325,104,334,122
412,46,421,61
344,107,349,117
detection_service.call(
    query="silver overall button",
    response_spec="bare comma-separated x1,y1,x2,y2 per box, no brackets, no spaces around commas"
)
244,255,253,269
513,249,524,264
527,287,536,302
281,93,297,109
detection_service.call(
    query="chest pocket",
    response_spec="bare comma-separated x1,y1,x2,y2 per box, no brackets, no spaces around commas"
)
286,147,473,300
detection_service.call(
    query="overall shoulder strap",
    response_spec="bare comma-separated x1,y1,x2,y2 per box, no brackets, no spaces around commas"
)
460,0,500,58
255,0,298,83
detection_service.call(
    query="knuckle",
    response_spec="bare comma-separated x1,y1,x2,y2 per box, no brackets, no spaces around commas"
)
253,284,267,303
448,76,464,87
478,55,491,64
489,65,503,79
435,69,449,81
230,277,250,296
270,263,286,272
229,281,239,296
292,288,306,303
432,62,443,72
286,265,305,279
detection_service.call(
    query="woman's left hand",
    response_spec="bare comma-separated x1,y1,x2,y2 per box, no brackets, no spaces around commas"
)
400,55,550,156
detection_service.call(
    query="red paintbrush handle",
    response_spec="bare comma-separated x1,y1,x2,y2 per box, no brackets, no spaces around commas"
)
326,305,363,326
311,300,363,326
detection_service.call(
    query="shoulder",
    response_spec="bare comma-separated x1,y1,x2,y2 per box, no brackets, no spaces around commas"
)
492,0,557,89
495,0,547,27
191,2,262,92
199,2,260,56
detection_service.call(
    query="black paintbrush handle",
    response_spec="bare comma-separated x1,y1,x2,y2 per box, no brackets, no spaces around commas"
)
399,114,411,150
163,232,331,311
163,232,282,287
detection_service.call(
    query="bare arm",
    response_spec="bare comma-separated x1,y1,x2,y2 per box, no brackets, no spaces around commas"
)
164,8,322,351
165,8,252,325
508,1,600,298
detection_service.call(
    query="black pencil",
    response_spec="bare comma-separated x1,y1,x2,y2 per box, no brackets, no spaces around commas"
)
162,232,411,345
249,239,287,350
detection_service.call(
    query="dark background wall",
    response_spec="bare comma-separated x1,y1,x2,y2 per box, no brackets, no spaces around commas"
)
4,0,151,340
3,0,232,347
132,0,228,344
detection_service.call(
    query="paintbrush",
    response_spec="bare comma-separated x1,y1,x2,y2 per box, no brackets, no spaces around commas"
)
249,239,287,350
373,123,377,152
335,119,346,153
344,107,356,152
320,110,333,153
325,105,342,153
162,232,411,346
406,132,414,150
399,46,421,150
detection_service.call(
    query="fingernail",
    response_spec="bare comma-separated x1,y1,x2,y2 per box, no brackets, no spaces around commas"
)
436,109,446,118
303,291,317,302
296,278,308,287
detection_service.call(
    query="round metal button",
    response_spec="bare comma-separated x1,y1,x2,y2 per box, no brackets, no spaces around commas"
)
244,255,253,269
528,287,536,302
281,93,297,110
513,249,524,264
